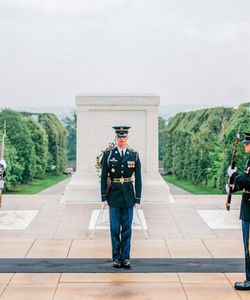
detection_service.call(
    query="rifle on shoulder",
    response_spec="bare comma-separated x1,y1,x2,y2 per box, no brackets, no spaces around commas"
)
225,126,240,211
0,121,6,160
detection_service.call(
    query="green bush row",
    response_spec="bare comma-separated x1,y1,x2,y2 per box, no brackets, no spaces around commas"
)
161,102,250,191
0,109,67,190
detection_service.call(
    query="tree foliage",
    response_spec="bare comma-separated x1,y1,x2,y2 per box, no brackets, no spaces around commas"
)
0,109,67,190
62,111,76,162
162,106,238,190
0,109,36,183
39,113,67,174
158,117,166,161
25,116,49,178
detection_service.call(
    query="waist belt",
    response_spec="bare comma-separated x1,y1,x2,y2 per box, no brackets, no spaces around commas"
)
243,189,250,194
112,177,133,184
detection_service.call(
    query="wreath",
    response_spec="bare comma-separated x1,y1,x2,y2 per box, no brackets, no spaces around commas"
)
95,140,116,178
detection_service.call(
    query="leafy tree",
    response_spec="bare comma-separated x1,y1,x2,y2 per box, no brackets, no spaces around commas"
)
0,109,36,183
39,113,67,174
0,133,23,190
162,106,235,189
25,116,49,178
158,117,166,161
63,111,76,162
218,103,250,190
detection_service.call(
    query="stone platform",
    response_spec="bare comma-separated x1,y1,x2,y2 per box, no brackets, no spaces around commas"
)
0,186,249,299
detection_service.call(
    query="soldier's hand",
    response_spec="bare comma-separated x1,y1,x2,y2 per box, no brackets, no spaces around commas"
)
227,166,237,177
103,201,108,207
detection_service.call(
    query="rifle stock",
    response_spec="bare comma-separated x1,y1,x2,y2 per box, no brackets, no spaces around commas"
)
226,177,234,211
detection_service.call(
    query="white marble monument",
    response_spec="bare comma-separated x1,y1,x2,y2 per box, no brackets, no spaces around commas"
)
61,94,170,203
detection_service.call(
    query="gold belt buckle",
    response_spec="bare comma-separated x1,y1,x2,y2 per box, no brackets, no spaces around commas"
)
120,177,124,184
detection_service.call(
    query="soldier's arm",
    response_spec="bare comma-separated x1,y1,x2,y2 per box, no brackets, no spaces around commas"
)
134,152,142,204
100,151,109,201
231,172,250,193
231,172,250,192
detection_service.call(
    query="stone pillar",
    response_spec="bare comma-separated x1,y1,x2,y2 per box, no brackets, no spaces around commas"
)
61,94,170,203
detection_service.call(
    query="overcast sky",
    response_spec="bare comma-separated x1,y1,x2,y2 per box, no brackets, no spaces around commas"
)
0,0,249,108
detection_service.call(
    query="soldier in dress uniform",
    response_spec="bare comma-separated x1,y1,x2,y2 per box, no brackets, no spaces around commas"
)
0,159,7,207
101,126,142,268
227,132,250,290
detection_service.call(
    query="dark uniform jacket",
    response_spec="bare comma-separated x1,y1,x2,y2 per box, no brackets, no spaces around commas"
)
101,146,142,208
231,158,250,221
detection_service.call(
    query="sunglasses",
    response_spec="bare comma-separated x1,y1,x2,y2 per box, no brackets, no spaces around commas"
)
117,136,127,138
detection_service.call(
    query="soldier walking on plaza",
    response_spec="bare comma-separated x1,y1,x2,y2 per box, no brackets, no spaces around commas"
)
0,122,7,208
0,159,7,208
100,126,142,268
227,132,250,290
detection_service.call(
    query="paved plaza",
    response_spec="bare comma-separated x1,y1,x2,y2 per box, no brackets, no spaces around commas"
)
0,181,249,299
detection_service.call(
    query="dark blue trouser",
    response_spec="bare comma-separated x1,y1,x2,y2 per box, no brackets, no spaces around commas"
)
242,220,250,280
109,207,133,261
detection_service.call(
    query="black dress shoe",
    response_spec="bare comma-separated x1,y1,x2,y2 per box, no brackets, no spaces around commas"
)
113,259,122,268
122,259,131,269
235,280,250,290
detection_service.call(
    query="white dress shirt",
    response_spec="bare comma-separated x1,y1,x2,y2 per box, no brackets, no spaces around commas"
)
117,147,127,158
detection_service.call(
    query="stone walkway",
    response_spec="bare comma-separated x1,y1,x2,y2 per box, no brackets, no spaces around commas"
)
165,181,192,195
0,191,249,299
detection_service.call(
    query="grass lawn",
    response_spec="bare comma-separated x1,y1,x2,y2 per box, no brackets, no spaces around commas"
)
6,173,69,194
163,175,224,195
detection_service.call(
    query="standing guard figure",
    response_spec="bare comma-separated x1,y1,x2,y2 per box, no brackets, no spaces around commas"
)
101,126,142,268
227,132,250,290
0,122,7,208
0,159,7,208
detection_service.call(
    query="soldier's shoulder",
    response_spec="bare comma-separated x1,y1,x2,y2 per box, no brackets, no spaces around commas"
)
128,147,140,159
128,146,138,153
103,149,111,154
103,149,112,158
103,143,116,154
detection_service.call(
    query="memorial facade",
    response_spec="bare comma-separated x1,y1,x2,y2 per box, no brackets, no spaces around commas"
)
61,94,170,203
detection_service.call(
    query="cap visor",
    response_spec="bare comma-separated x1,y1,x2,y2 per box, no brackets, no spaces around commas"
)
242,139,250,144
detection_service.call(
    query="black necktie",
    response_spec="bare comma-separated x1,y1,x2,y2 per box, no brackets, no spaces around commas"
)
121,150,124,158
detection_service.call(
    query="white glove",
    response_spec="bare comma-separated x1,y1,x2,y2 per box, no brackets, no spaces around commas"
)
227,166,237,177
225,184,234,193
102,201,108,207
134,203,139,208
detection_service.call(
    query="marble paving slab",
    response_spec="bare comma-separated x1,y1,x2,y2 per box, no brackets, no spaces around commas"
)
197,210,240,229
0,210,39,230
89,208,147,230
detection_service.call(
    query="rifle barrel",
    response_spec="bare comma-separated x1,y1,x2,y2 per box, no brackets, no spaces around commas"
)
0,121,6,160
226,126,241,211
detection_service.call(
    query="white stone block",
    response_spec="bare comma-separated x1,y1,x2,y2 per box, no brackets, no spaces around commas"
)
61,94,170,203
